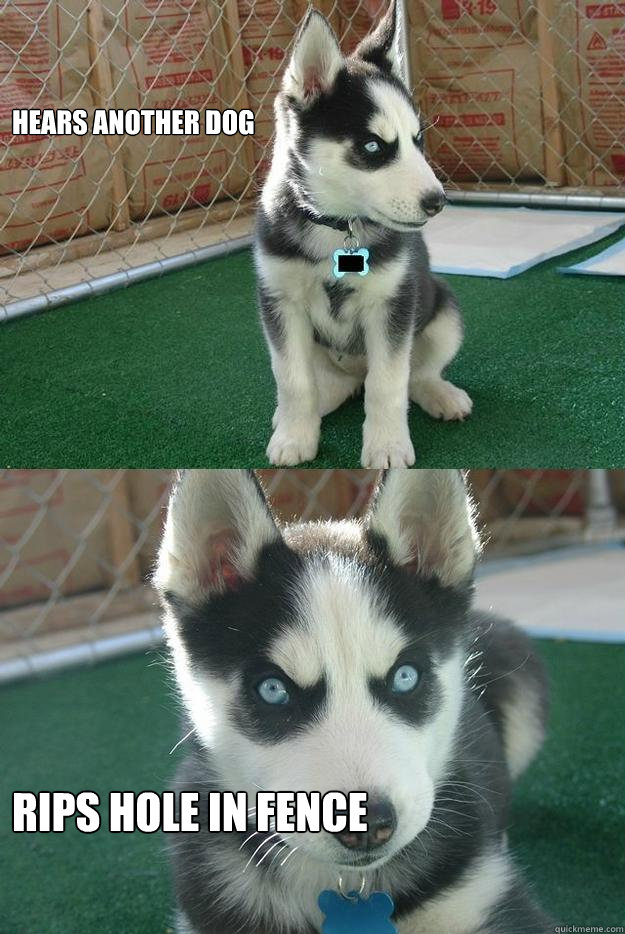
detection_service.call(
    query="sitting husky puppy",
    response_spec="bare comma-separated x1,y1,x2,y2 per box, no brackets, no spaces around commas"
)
156,470,552,934
256,2,473,467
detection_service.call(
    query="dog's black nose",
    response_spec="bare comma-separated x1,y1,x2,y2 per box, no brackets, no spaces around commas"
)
421,190,446,217
336,797,396,850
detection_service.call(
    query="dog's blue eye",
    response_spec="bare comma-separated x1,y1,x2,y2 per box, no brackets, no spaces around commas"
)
363,140,381,153
414,131,424,148
391,665,419,694
257,677,290,705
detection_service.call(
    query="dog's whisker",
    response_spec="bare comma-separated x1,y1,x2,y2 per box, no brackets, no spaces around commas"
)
477,654,532,689
256,836,290,868
433,806,479,822
443,780,501,809
238,830,261,851
268,840,292,870
279,845,299,868
418,114,440,132
428,816,471,838
243,832,282,873
168,728,194,756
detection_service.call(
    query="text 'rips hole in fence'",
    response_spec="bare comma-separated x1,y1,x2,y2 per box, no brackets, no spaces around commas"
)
13,790,369,834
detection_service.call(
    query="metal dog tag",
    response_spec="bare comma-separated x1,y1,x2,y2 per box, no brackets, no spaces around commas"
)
332,248,370,278
332,218,369,279
319,888,397,934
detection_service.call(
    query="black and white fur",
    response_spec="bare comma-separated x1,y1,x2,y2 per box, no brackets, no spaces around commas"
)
155,470,552,934
256,2,473,467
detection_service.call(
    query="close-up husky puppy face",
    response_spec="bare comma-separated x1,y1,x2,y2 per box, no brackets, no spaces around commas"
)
275,1,446,229
156,470,480,872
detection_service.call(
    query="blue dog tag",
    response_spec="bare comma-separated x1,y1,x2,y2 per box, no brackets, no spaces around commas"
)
333,248,370,279
319,889,397,934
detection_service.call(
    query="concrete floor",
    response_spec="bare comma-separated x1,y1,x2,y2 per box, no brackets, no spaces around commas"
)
476,544,625,642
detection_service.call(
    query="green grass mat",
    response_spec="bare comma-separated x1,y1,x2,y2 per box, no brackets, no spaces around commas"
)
3,229,624,468
1,639,623,933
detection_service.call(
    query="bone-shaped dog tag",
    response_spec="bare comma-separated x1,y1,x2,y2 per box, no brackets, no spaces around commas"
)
318,888,397,934
332,248,370,278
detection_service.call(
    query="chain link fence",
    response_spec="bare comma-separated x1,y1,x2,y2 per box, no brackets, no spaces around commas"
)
1,0,624,316
1,468,623,682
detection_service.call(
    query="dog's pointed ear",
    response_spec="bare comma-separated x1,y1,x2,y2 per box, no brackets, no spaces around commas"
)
353,0,404,82
282,9,343,105
366,470,480,587
154,470,280,603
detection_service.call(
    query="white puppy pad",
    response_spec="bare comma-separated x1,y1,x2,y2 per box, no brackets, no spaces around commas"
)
559,235,625,277
476,546,625,643
423,205,625,279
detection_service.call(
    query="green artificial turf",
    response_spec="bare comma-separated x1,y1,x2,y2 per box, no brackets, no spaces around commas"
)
1,640,624,934
2,227,625,468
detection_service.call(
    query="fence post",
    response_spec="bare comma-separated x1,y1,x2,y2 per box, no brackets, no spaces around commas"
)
585,469,617,537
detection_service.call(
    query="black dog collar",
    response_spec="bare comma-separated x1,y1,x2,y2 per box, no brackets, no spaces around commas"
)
299,208,373,232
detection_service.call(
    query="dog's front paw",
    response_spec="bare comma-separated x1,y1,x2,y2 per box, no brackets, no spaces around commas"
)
267,419,320,465
411,378,473,421
361,424,415,468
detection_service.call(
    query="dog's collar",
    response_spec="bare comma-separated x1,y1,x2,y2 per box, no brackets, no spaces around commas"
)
299,208,372,233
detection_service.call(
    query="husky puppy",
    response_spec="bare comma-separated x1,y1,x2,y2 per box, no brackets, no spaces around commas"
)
255,2,473,467
156,470,552,934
